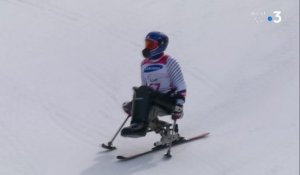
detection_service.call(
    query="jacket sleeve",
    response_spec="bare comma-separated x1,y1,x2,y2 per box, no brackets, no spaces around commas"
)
166,58,187,105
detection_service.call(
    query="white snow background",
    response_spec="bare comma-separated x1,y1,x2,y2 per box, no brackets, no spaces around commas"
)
0,0,299,175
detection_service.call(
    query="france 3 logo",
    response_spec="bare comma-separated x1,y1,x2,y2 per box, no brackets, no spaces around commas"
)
251,11,282,24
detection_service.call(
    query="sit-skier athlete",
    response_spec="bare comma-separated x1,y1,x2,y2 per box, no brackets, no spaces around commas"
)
121,31,187,138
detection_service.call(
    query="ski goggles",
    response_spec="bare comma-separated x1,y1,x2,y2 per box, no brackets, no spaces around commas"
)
145,39,158,50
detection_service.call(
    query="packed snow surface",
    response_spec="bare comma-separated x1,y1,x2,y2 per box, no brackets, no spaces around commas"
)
0,0,298,175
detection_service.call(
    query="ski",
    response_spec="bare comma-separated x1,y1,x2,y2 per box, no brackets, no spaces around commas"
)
116,132,210,161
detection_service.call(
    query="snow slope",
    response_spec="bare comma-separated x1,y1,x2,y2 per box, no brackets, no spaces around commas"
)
0,0,298,175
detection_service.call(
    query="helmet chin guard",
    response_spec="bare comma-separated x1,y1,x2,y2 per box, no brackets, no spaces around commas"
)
142,48,151,58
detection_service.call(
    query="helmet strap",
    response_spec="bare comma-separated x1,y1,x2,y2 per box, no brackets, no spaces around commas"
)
150,53,163,60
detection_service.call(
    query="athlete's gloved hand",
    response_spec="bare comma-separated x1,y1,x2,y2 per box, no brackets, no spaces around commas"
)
171,105,184,120
122,101,132,116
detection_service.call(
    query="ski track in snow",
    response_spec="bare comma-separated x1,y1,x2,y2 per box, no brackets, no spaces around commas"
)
4,0,85,21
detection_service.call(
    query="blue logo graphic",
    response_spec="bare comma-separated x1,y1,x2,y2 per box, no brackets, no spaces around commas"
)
144,65,163,73
267,16,273,21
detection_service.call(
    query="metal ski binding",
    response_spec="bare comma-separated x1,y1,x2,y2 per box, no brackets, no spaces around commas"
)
151,120,183,147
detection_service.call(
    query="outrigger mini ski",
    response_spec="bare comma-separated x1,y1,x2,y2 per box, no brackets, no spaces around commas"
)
101,115,131,150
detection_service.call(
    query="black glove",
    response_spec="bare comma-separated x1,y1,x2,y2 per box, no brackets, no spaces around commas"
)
171,105,184,120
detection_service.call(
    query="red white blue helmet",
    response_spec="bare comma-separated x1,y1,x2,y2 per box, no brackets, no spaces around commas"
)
142,31,169,58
